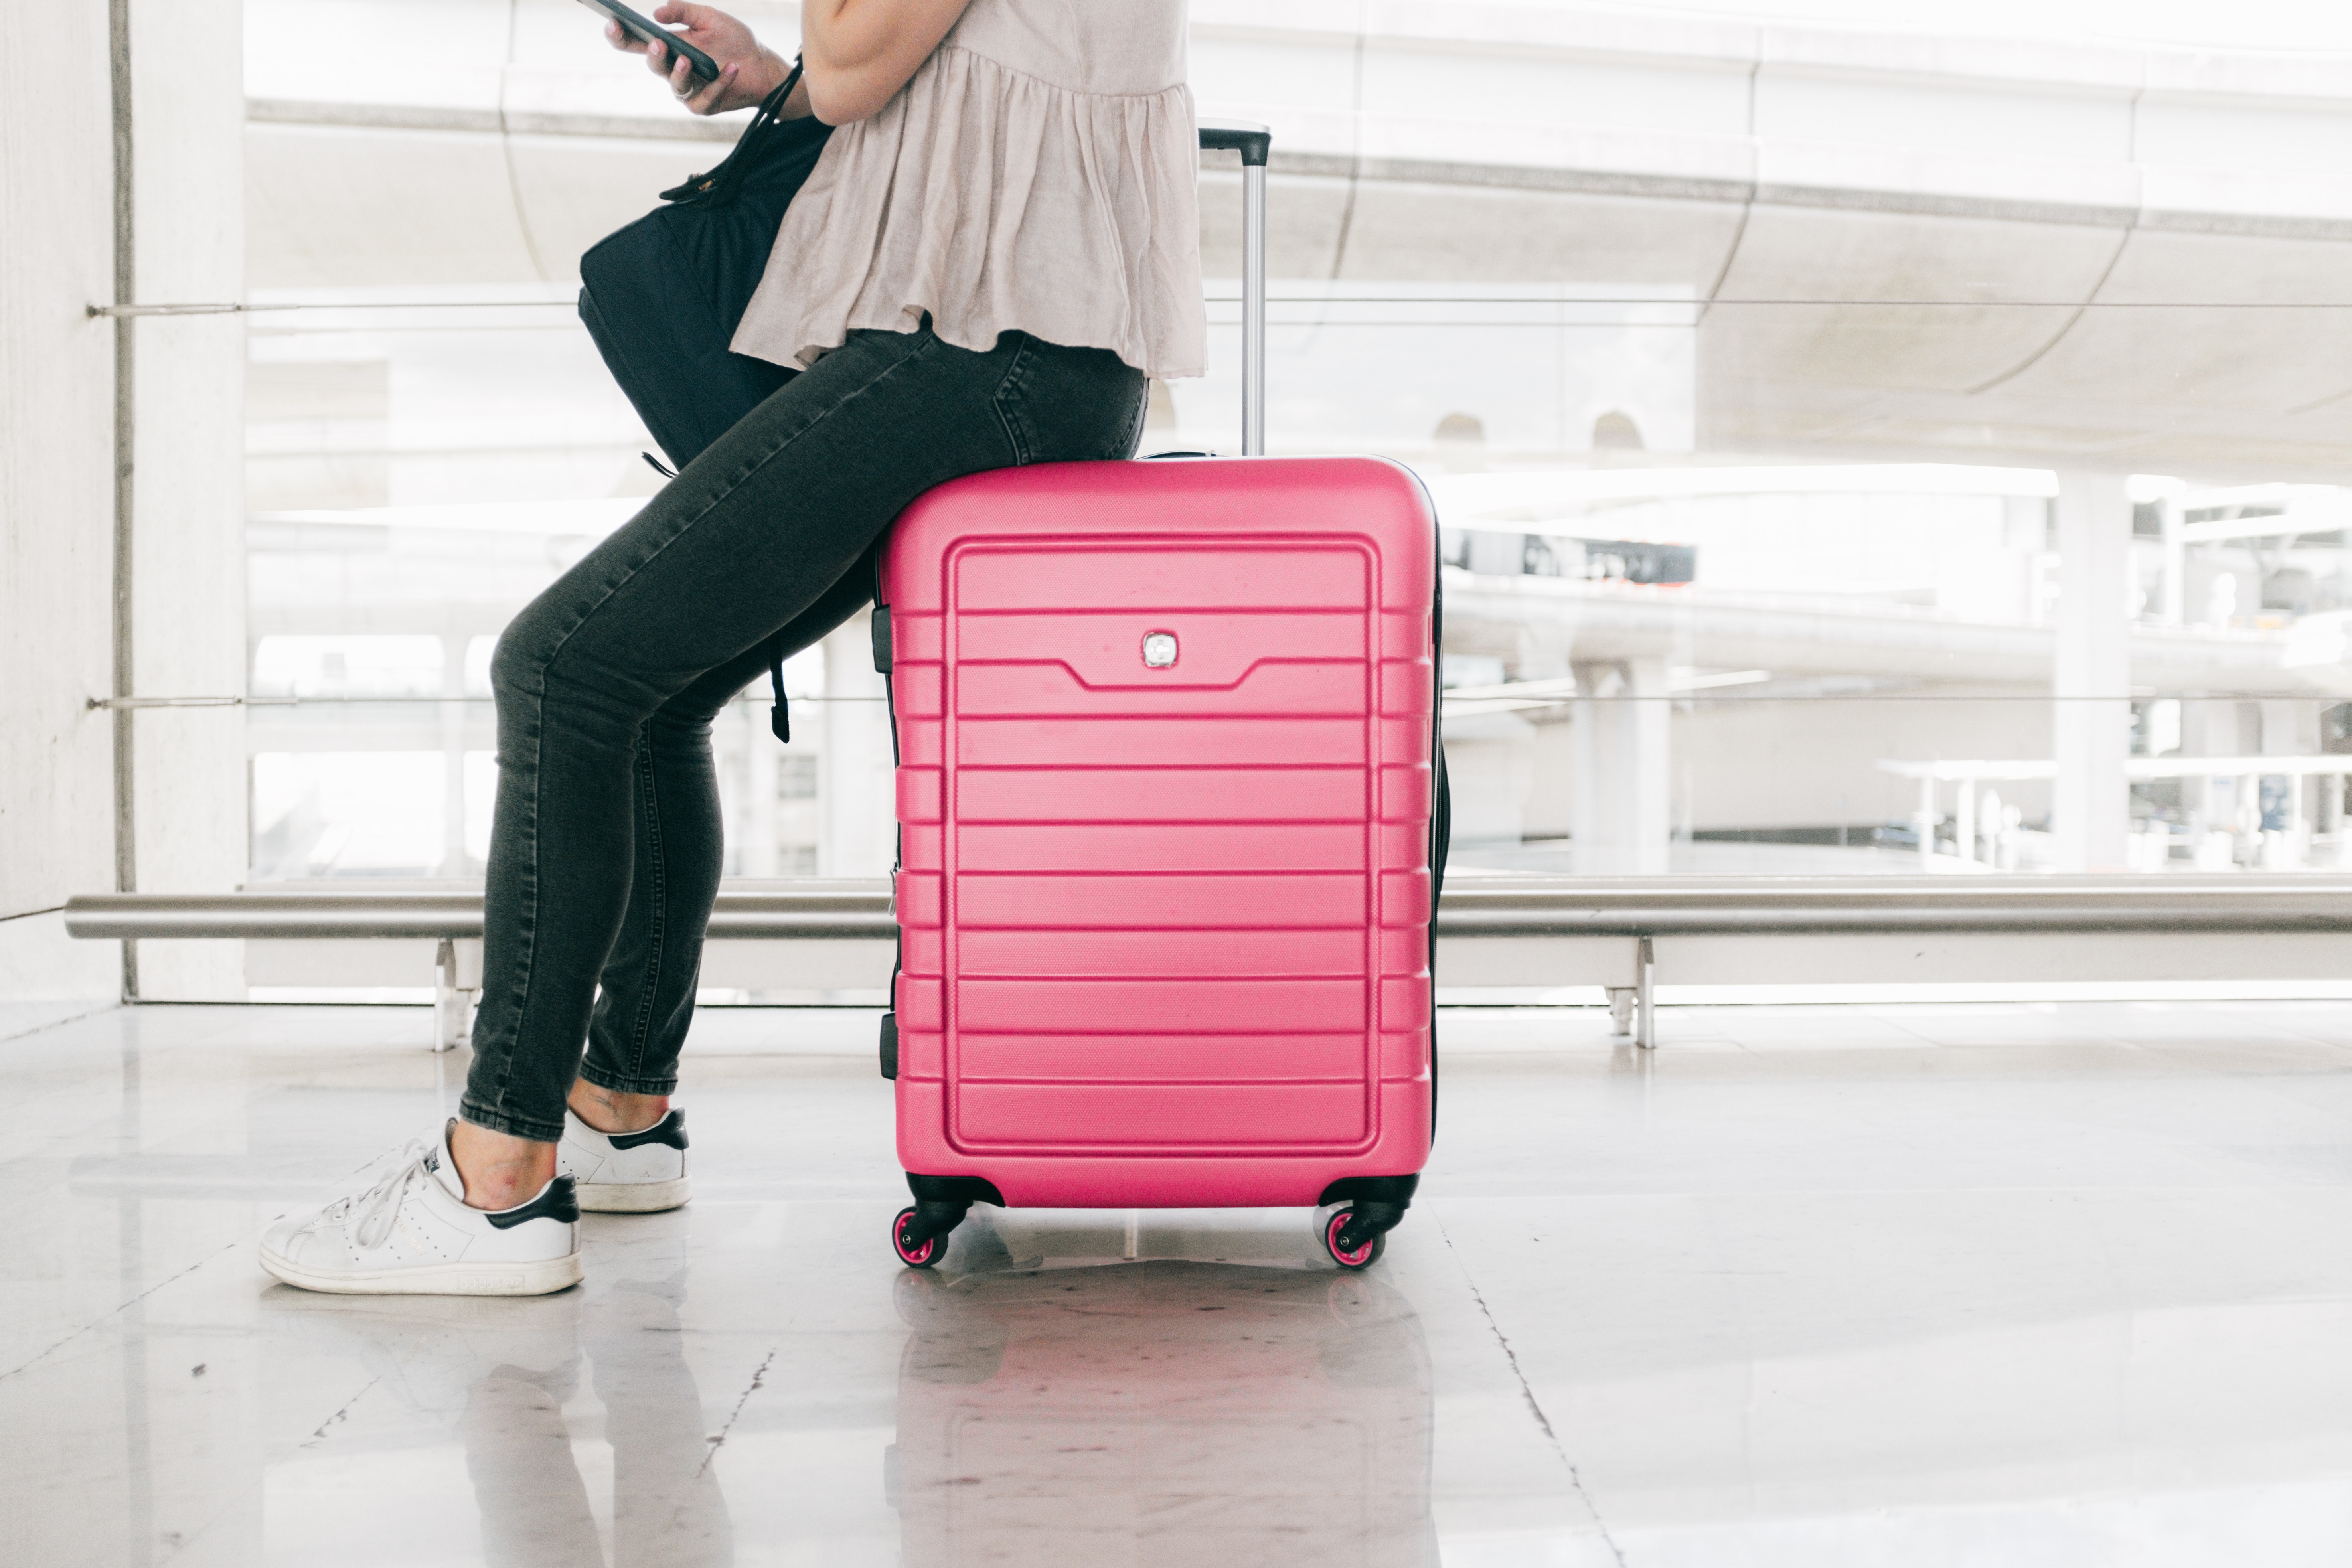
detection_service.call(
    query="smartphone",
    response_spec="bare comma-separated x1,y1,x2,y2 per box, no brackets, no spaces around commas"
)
575,0,720,84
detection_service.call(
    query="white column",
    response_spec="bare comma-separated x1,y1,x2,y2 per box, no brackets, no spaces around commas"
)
1569,658,1671,875
1954,775,1975,865
0,0,123,1025
2051,472,2133,873
121,0,248,997
1625,657,1672,873
436,631,468,877
744,689,780,879
2158,492,2186,626
2263,699,2315,869
819,610,894,878
1569,664,1610,871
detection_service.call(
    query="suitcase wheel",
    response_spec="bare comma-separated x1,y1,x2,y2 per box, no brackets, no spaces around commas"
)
892,1206,942,1269
1323,1208,1386,1271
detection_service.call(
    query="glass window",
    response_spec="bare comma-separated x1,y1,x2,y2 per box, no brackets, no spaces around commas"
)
241,2,2352,895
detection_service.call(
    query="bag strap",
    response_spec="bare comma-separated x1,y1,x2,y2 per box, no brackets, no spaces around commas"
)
768,632,790,743
659,57,806,207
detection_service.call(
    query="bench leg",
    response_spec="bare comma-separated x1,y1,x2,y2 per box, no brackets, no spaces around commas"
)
433,938,480,1053
1606,987,1635,1037
1635,935,1657,1051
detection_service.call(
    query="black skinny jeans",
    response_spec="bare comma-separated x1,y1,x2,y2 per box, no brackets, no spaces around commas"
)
461,324,1147,1142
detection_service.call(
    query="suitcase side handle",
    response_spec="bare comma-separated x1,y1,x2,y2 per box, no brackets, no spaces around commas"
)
1198,117,1270,455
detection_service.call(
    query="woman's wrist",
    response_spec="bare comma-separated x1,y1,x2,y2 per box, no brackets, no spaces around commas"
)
742,45,793,105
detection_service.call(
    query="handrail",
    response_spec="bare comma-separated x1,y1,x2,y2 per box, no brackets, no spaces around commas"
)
1436,875,2352,935
63,886,893,941
63,875,2352,941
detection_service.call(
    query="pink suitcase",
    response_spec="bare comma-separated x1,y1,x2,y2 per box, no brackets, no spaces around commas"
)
874,122,1447,1271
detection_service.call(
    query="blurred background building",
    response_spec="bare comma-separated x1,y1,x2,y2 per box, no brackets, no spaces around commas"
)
16,0,2352,1019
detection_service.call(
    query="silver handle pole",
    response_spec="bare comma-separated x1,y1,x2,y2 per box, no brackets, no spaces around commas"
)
1242,161,1266,456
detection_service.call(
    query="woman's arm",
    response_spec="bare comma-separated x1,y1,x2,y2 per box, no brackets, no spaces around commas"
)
607,4,810,119
800,0,975,125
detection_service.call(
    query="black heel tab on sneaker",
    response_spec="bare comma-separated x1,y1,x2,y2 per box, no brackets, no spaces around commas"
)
609,1110,688,1152
486,1175,581,1229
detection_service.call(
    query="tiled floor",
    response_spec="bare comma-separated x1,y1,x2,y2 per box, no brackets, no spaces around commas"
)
7,999,2352,1565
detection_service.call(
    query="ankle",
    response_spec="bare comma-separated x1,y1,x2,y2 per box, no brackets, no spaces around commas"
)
568,1079,671,1136
448,1118,557,1212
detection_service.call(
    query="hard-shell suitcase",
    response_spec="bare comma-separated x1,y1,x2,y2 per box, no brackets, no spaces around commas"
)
875,122,1447,1270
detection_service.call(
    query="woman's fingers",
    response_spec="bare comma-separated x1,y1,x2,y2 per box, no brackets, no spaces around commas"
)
682,59,740,115
624,2,756,110
605,18,646,55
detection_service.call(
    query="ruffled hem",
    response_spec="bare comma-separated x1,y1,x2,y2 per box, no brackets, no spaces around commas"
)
731,45,1205,381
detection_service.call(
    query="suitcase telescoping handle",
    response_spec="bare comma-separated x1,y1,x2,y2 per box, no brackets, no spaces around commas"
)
1197,118,1270,455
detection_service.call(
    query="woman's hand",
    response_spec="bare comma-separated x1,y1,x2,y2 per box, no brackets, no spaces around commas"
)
801,0,974,124
604,3,803,117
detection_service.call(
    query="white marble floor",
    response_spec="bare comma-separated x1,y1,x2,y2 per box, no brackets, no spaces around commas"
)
7,999,2352,1566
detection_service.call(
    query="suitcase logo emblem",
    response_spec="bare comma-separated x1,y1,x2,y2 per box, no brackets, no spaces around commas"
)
1140,631,1179,669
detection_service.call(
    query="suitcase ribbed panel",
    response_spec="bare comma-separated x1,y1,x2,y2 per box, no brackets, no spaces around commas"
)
885,458,1434,1203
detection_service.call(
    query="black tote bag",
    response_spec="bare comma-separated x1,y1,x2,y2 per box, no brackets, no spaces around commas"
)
577,66,832,739
578,64,832,472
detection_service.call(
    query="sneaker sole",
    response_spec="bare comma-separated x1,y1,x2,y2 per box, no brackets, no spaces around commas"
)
576,1175,691,1213
259,1246,583,1297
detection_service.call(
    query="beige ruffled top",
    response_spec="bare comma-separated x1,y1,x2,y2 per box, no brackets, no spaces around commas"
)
732,0,1204,381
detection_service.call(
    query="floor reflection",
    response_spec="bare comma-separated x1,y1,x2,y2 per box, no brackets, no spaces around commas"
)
263,1218,729,1566
889,1242,1439,1568
32,1003,2350,1564
586,1273,731,1567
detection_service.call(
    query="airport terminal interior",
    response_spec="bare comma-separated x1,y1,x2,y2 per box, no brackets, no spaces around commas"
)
9,0,2352,1561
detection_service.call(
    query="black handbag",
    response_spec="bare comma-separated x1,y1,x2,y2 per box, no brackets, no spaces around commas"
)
578,61,833,741
579,59,832,472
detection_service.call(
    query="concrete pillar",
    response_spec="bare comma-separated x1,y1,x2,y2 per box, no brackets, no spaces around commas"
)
2262,699,2316,869
0,0,122,1034
2051,472,2132,873
119,0,248,997
436,632,469,877
743,692,780,879
1569,658,1671,875
2158,493,2186,626
2,0,243,1020
819,610,894,878
1913,776,1937,868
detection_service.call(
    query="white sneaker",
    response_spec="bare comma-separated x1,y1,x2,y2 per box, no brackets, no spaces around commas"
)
557,1107,691,1213
261,1122,583,1297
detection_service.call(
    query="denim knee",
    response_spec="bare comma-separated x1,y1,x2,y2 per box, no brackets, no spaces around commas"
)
488,620,547,707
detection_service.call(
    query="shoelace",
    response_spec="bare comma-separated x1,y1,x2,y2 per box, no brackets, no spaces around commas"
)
320,1140,436,1250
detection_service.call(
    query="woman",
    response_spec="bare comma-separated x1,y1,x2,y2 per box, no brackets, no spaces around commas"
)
261,0,1202,1295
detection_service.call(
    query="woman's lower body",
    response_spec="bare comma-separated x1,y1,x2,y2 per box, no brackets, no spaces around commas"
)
468,322,1147,1138
258,322,1145,1295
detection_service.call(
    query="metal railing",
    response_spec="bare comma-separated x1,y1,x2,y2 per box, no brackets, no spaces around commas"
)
64,886,894,940
1435,876,2352,934
70,876,2352,942
65,876,2352,1050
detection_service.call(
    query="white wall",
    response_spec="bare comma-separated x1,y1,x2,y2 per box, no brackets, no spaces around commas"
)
126,0,250,1001
0,0,122,1037
0,0,248,1031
